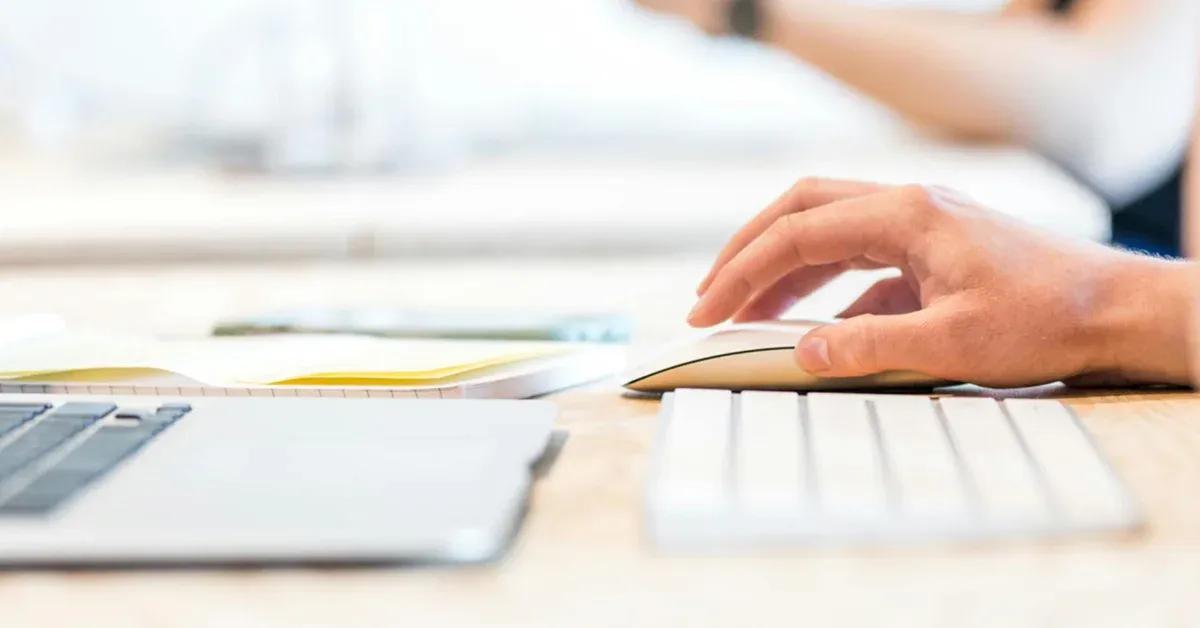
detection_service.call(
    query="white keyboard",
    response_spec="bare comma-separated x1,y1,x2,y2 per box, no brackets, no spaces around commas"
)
647,389,1142,549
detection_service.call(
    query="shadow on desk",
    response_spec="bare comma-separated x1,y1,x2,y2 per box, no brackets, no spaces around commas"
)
949,383,1196,403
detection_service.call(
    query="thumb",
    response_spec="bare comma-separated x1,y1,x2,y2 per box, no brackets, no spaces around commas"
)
795,311,947,378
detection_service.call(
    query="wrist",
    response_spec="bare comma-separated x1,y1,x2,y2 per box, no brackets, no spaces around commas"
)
1085,255,1195,386
755,0,821,47
753,0,785,43
722,0,789,40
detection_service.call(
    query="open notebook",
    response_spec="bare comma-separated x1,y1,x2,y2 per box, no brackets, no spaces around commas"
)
0,333,623,399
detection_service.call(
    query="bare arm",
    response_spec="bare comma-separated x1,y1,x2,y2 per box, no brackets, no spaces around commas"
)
637,0,1200,203
1001,0,1057,17
758,1,1192,138
760,1,1068,140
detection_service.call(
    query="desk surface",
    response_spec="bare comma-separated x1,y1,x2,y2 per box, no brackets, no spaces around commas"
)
1,256,1198,627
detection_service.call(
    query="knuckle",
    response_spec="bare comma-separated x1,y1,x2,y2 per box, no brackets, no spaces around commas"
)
897,184,943,227
793,176,826,194
775,211,801,234
898,183,935,208
775,213,805,263
768,212,799,242
734,274,756,298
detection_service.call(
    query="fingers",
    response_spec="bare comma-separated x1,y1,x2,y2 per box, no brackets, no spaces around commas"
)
794,308,956,378
836,275,920,318
696,178,884,295
689,185,936,327
731,264,844,322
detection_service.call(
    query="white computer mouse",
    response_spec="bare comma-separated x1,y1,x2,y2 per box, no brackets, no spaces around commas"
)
622,320,951,393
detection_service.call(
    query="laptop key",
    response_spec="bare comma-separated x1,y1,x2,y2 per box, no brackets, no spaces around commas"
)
153,404,192,423
0,399,189,516
0,403,51,412
48,402,117,420
0,404,51,423
57,428,154,465
0,490,62,515
0,422,87,479
1,469,116,515
0,470,99,515
18,469,98,494
0,416,29,436
0,423,171,515
0,409,43,421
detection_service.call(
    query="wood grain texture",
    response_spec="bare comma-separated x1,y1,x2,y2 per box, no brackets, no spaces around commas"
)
0,258,1198,627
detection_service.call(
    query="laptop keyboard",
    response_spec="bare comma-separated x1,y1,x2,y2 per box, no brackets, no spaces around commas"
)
647,389,1142,548
0,401,191,516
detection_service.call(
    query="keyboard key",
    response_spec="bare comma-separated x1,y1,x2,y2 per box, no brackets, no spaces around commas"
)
0,403,51,412
0,404,51,424
148,403,192,423
735,391,806,514
0,419,175,516
0,397,191,517
806,393,887,519
50,428,155,474
654,389,732,513
152,411,186,423
939,398,1050,524
0,416,29,437
0,421,85,479
0,468,100,515
0,490,62,515
1004,399,1135,526
0,411,39,422
0,406,47,417
870,395,969,522
48,402,116,420
17,469,98,495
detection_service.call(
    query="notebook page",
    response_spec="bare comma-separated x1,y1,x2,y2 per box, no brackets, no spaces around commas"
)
0,333,570,387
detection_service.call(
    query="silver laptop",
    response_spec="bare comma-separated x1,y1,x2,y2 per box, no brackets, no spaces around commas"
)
0,394,554,565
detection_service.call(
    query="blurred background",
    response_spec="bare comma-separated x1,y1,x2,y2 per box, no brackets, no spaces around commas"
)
0,0,1123,266
0,0,1008,168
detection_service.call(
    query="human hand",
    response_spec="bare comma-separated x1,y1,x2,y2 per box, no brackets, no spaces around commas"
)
632,0,729,35
688,178,1194,387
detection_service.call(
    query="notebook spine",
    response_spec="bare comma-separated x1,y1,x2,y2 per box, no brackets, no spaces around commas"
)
0,383,465,399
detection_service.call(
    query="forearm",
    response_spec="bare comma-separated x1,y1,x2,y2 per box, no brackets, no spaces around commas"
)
758,0,1089,140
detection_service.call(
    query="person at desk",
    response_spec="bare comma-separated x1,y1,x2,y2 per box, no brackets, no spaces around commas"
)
633,0,1200,255
686,177,1196,387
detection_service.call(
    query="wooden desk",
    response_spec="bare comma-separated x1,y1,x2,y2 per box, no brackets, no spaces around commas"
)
3,257,1199,627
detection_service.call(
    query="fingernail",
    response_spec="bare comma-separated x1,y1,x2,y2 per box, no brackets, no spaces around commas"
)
796,336,831,371
687,300,707,325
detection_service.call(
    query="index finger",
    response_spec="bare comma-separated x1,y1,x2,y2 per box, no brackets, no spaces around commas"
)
688,186,933,327
696,178,885,295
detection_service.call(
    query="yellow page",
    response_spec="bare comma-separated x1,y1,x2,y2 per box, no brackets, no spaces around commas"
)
0,333,570,387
